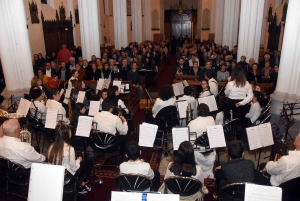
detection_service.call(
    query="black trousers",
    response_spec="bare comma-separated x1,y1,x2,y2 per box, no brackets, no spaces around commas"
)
228,99,250,120
74,158,94,184
116,134,128,156
152,170,161,191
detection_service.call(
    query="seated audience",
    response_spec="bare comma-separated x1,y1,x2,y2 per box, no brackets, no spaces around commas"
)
57,61,71,81
261,61,273,79
247,63,261,83
189,54,199,68
120,59,130,81
107,85,129,113
217,64,230,82
174,57,189,75
45,73,60,90
46,88,70,124
86,63,101,80
68,57,76,71
111,65,122,80
37,69,48,86
0,119,45,168
120,141,160,191
101,63,111,79
48,124,93,194
189,61,201,76
44,61,55,78
237,56,248,75
127,61,143,101
215,140,255,192
76,63,86,80
270,65,279,88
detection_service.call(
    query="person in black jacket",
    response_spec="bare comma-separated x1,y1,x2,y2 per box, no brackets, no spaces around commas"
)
127,61,143,102
86,63,101,80
174,57,189,75
57,62,71,81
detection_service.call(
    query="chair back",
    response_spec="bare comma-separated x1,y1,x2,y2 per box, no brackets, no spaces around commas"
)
165,176,202,197
253,105,271,125
90,131,118,149
27,108,41,129
190,132,210,151
223,118,240,142
0,156,28,180
219,182,250,201
260,114,271,124
155,106,179,132
116,173,152,191
280,176,300,201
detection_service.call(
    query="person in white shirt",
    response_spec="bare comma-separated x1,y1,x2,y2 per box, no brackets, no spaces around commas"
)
107,85,129,113
178,86,197,122
260,133,300,186
93,99,128,154
99,88,108,111
0,119,45,169
188,54,199,68
48,124,93,194
242,91,262,126
199,79,212,98
30,88,47,122
224,66,253,119
205,71,218,96
120,141,160,191
46,88,70,124
45,61,53,78
68,70,79,90
151,85,176,118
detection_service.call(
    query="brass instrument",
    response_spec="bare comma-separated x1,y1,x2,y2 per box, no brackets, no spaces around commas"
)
19,128,31,144
0,109,8,116
68,98,73,120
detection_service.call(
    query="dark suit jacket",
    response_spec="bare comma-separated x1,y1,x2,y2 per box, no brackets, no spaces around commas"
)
174,63,189,75
57,68,71,80
86,69,101,80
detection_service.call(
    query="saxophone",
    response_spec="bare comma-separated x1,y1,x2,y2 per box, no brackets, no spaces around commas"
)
68,98,73,120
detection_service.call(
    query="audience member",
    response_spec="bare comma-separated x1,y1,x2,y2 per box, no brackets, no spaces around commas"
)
57,44,72,64
127,62,143,101
86,63,101,80
247,63,261,83
58,61,71,81
217,64,230,82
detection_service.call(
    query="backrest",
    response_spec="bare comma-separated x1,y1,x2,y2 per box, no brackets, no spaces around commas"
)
90,131,118,149
165,176,202,197
223,118,240,142
116,173,152,191
260,114,271,124
0,156,28,179
155,106,179,132
254,105,271,125
219,182,249,201
190,132,210,151
280,176,300,201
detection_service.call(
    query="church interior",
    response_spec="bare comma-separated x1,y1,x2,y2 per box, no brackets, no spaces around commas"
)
0,0,300,200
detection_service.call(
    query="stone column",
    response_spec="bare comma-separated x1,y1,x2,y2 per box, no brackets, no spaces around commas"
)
78,0,101,59
67,0,77,46
270,0,300,118
211,0,225,46
237,0,264,62
131,0,142,43
144,0,151,41
0,0,34,97
222,0,240,50
113,0,128,49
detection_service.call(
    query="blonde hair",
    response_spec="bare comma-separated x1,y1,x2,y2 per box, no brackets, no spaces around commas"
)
31,76,41,87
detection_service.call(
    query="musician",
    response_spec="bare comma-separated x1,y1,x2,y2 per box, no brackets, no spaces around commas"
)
93,99,128,154
120,141,161,191
30,75,47,95
224,66,253,119
30,88,47,122
240,91,262,128
199,79,211,98
215,140,255,192
255,84,270,108
99,88,108,111
127,61,143,102
174,57,189,75
205,70,218,96
71,80,90,109
48,124,93,194
178,86,197,119
260,133,300,186
46,88,70,124
151,85,176,118
107,85,129,113
67,70,79,90
0,119,45,168
70,103,87,128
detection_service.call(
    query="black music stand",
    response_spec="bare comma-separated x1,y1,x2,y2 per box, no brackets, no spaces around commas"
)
280,101,298,142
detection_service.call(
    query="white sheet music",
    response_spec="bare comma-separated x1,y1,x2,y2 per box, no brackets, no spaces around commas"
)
103,79,111,89
96,79,105,90
245,183,282,201
198,96,218,112
28,163,65,201
147,194,179,201
176,100,188,118
125,83,130,90
45,109,58,129
76,91,86,103
75,116,93,137
16,98,31,117
246,122,274,150
63,98,68,104
172,83,181,96
65,89,71,98
111,192,142,201
172,127,189,150
183,80,189,87
59,89,65,96
178,82,184,95
142,122,158,135
88,101,100,116
113,80,122,91
139,124,157,147
207,125,226,148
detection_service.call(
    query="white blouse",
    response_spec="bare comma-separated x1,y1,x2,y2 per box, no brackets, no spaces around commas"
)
152,97,176,118
245,102,262,123
224,81,253,105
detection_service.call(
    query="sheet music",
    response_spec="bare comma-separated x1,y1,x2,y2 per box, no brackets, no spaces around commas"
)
63,98,68,104
113,80,122,91
178,82,184,95
96,79,105,90
147,194,179,201
245,183,282,201
16,98,31,116
59,89,65,96
76,91,86,103
103,79,111,89
111,192,179,201
75,116,93,137
88,101,100,116
198,96,218,112
172,127,189,150
207,125,226,148
172,83,181,96
246,126,262,150
183,80,189,87
111,192,146,201
259,122,274,147
138,124,156,147
142,122,158,135
125,83,130,90
65,89,71,98
176,100,188,118
45,109,58,129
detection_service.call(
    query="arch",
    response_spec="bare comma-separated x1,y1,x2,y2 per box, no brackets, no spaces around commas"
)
202,8,210,30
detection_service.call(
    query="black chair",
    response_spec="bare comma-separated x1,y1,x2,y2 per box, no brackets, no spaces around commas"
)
280,176,300,201
260,114,271,124
164,176,202,199
91,131,120,184
253,105,271,126
218,182,251,201
0,156,30,199
115,173,152,191
190,132,210,152
63,172,79,201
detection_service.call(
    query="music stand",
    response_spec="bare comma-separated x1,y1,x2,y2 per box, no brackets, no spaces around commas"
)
144,88,155,110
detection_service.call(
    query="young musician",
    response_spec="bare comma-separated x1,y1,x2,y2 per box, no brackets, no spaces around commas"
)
30,88,47,122
99,88,108,111
107,85,129,113
178,86,197,119
240,91,262,127
199,80,211,98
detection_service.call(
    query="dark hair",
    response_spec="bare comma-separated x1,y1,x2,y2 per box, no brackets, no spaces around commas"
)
205,70,213,79
169,141,196,177
102,99,114,111
183,86,193,96
197,103,210,117
231,66,246,87
159,85,174,101
48,124,72,165
107,85,119,106
30,88,42,100
75,102,85,112
47,88,60,99
125,141,140,160
72,80,84,94
71,69,77,76
228,140,244,159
